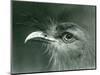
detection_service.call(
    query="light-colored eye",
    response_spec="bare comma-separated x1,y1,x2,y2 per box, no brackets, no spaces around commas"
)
62,32,76,43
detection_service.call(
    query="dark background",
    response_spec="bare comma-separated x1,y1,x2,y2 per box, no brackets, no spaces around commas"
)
12,1,96,74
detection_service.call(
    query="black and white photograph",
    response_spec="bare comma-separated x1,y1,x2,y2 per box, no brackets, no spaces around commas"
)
11,0,96,74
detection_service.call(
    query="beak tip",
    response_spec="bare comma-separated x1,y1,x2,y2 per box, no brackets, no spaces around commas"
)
24,40,27,44
24,38,29,44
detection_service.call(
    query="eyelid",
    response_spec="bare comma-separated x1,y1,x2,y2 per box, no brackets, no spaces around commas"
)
66,28,86,41
59,31,76,38
67,31,79,40
56,28,83,41
61,32,77,43
53,33,78,44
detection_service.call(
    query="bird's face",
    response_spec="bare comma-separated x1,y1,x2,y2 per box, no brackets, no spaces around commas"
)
24,22,90,70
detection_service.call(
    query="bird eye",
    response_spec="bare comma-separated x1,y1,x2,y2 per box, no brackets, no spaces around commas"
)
62,32,76,43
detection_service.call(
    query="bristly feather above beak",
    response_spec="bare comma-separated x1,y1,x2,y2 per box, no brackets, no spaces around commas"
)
24,31,57,43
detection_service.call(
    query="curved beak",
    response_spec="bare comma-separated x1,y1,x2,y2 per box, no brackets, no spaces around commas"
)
24,31,57,43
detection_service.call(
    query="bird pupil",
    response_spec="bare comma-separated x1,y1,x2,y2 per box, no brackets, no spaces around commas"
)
44,34,47,37
65,33,73,39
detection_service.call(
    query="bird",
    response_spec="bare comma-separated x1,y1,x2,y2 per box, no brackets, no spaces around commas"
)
24,19,95,71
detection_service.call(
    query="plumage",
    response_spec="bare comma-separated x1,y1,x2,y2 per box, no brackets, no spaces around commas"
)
24,21,95,71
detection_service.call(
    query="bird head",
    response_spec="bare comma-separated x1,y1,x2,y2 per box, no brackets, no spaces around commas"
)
24,22,93,70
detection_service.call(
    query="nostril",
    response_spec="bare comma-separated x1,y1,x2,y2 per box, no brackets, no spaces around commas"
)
44,34,47,37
